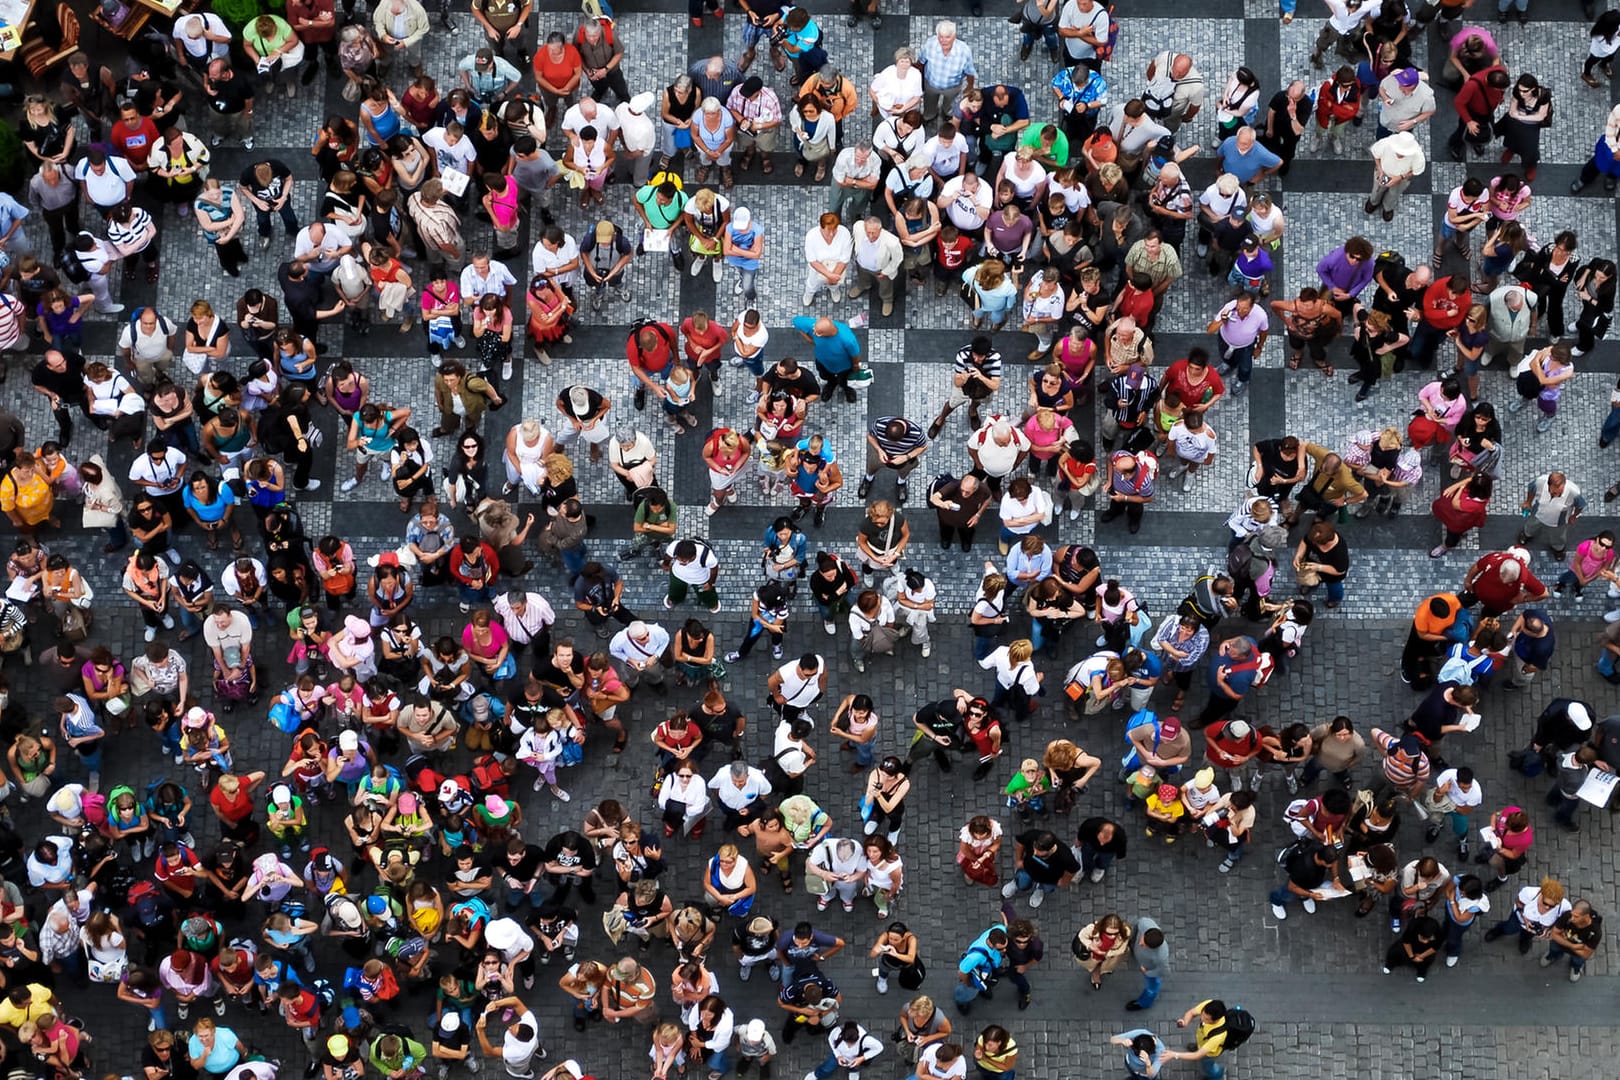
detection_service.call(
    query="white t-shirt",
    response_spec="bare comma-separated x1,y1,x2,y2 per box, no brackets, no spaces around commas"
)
939,176,992,230
1433,769,1483,809
923,133,969,176
664,540,718,584
1167,421,1218,464
870,65,923,115
919,1045,968,1080
561,103,620,140
1513,886,1571,931
531,234,582,286
967,423,1031,477
423,128,478,175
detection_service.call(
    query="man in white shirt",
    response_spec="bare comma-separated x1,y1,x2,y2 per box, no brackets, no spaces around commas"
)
708,760,773,828
1057,0,1111,68
292,222,351,279
1311,0,1382,69
614,92,659,188
803,212,853,307
459,252,519,308
851,217,904,316
173,13,233,73
1420,765,1484,857
70,233,124,314
609,619,671,693
827,143,881,224
966,418,1030,488
128,442,187,505
531,225,583,293
937,172,992,232
767,652,826,720
492,588,555,668
118,306,180,385
73,151,137,211
561,96,619,151
1163,411,1218,493
423,123,479,186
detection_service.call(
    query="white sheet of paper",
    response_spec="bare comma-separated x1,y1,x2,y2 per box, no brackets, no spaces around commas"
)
642,228,672,253
1577,768,1619,808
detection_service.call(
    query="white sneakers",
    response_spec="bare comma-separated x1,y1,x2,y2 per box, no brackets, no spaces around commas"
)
1270,903,1288,920
1301,899,1318,914
340,478,359,492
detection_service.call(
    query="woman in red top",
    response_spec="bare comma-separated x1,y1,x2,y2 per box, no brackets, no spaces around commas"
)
527,275,574,361
400,75,440,130
209,770,266,846
1430,472,1493,559
963,708,1004,781
283,730,330,796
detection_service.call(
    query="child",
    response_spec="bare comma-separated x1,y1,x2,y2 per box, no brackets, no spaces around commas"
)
649,1020,686,1080
1144,782,1186,843
1124,762,1157,803
663,365,698,433
735,1018,778,1076
1004,758,1049,821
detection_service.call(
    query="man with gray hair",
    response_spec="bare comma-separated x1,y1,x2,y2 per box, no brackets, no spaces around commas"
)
709,759,774,829
1485,282,1538,371
829,142,881,222
1518,473,1584,562
1144,51,1206,133
851,217,904,316
493,588,556,671
609,619,671,694
917,21,977,123
690,55,743,103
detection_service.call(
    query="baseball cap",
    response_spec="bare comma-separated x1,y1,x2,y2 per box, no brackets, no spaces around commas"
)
1225,720,1252,740
1156,783,1180,803
1159,717,1182,739
184,705,210,726
744,1020,766,1042
628,92,655,114
272,784,293,806
475,47,494,63
594,220,615,244
339,730,360,751
439,1013,461,1033
1568,702,1593,731
1395,67,1420,88
1194,768,1215,788
344,614,371,638
375,551,400,567
327,1036,351,1058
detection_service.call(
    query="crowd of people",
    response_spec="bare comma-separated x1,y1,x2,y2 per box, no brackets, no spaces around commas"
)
0,0,1613,1079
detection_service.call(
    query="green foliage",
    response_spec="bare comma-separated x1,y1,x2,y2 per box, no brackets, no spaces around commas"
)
211,0,263,31
0,121,25,196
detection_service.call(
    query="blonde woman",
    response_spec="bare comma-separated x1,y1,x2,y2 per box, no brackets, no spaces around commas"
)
502,418,555,497
7,733,56,799
183,300,232,375
243,13,306,97
861,836,904,918
1073,912,1133,990
20,96,74,166
193,178,249,276
0,453,55,533
961,258,1017,329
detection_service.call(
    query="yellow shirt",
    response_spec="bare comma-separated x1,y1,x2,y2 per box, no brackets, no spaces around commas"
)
1145,794,1185,821
0,471,52,525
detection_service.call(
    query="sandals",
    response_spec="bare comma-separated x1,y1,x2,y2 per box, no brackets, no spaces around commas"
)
1313,357,1336,378
1287,353,1302,371
794,162,805,177
1170,692,1186,712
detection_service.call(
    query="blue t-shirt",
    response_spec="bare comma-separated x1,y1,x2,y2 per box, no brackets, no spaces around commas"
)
183,486,236,524
1207,638,1259,696
1216,137,1281,183
958,927,1004,978
1116,1029,1166,1077
188,1027,242,1074
791,316,860,374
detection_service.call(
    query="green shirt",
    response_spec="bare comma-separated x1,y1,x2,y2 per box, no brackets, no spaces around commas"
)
244,16,295,58
634,499,677,531
636,185,687,230
1018,125,1069,168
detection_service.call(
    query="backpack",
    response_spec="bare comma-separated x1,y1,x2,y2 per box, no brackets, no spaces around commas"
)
1096,4,1120,61
1216,1006,1256,1049
310,977,337,1010
127,880,166,928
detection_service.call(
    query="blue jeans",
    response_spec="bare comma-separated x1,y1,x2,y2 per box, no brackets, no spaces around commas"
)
146,1003,167,1030
1200,1061,1224,1080
1013,868,1057,895
505,886,542,910
175,603,203,636
1077,843,1115,876
952,979,985,1008
459,583,495,607
1019,21,1060,51
1445,914,1476,957
813,1053,846,1079
705,1051,731,1075
561,546,588,577
1219,341,1255,385
1601,405,1620,445
972,634,997,662
1324,579,1345,603
853,739,875,768
1268,885,1298,908
1546,942,1587,971
159,724,182,759
1133,975,1161,1008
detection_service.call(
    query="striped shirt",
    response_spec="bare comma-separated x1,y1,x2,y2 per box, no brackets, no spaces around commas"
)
1373,729,1430,791
952,345,1002,382
868,416,928,458
107,206,155,252
917,37,977,90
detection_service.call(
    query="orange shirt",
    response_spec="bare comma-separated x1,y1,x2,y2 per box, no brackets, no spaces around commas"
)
1412,593,1460,637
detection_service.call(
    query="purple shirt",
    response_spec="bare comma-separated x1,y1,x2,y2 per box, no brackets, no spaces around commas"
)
1216,301,1270,347
1316,248,1375,297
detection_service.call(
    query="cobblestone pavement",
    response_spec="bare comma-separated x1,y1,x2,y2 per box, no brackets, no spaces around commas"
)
9,0,1620,1077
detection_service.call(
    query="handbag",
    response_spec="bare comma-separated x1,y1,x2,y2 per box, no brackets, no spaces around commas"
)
804,870,830,896
105,692,133,717
86,950,128,984
897,960,926,990
492,653,518,681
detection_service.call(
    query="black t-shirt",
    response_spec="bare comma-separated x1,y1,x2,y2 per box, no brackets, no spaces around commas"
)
14,267,61,311
1075,817,1128,856
1553,911,1603,950
1253,439,1300,486
278,263,326,322
914,699,960,740
539,831,597,874
809,564,855,607
31,352,84,401
556,387,606,421
207,72,256,114
761,366,821,401
497,844,545,886
1264,90,1311,144
1013,830,1079,884
1405,687,1463,744
1284,849,1329,890
693,701,744,743
242,159,294,203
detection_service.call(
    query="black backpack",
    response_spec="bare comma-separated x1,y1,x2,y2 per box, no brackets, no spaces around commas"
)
1217,1006,1256,1049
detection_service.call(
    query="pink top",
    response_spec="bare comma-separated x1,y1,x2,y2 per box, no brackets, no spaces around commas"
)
1417,381,1468,431
1487,177,1531,221
461,621,510,662
1022,413,1075,457
1571,538,1616,578
421,281,462,318
1493,805,1534,855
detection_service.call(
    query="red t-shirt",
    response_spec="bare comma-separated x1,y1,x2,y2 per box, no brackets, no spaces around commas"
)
1114,285,1155,326
533,45,583,90
935,234,974,271
1162,359,1226,408
110,117,162,170
210,785,255,825
627,322,675,374
681,318,729,361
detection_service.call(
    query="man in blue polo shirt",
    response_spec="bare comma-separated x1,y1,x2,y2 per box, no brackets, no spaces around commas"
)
791,315,862,403
1215,126,1281,185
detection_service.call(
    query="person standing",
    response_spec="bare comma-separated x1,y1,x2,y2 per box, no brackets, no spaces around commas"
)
1364,131,1426,223
1125,918,1168,1012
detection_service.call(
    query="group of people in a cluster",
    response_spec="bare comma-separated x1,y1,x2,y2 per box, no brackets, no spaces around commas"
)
0,0,1616,1078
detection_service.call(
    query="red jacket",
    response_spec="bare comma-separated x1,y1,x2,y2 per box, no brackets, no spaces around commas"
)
1316,80,1360,127
1454,65,1506,121
450,542,499,588
1420,277,1469,331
